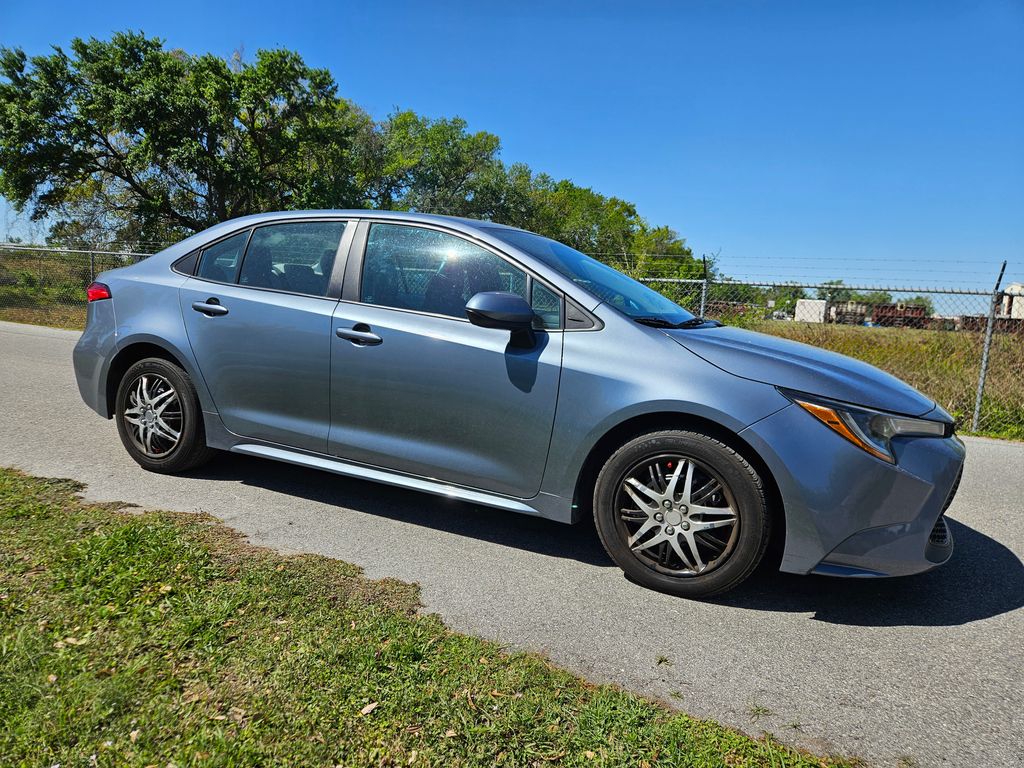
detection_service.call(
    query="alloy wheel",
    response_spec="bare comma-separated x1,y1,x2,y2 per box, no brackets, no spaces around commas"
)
121,373,182,457
615,453,740,576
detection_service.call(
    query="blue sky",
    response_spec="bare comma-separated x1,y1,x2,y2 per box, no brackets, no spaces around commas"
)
1,0,1021,291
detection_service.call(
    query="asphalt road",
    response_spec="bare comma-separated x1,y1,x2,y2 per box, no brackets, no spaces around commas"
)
1,320,1022,766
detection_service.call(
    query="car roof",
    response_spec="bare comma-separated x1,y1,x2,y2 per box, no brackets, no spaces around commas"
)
221,209,520,233
152,209,529,267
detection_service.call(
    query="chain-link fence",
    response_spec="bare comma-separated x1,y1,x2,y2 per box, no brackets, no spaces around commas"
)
0,244,148,329
1,242,1021,439
634,275,1022,440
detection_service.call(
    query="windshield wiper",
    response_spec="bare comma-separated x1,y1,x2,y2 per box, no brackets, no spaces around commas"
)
632,316,682,328
633,316,721,329
674,316,720,328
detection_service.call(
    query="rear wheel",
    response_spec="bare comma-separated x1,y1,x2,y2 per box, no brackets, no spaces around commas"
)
593,430,771,598
114,358,215,473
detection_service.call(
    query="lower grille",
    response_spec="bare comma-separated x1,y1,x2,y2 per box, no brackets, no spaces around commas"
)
929,516,950,547
941,465,964,514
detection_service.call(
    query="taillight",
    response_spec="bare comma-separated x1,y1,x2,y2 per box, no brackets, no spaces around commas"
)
86,282,112,302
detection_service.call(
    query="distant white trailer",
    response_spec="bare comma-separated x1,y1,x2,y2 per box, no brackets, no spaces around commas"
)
795,298,827,323
1001,282,1024,319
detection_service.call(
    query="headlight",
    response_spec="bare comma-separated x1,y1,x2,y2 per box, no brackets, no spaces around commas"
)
780,389,949,464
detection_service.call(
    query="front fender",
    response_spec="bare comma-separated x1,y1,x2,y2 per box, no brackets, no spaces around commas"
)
539,316,791,513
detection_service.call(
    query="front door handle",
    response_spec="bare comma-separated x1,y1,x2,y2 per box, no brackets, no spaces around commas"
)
336,325,382,346
192,298,229,316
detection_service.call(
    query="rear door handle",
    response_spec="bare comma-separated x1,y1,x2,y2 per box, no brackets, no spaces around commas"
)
336,325,382,346
192,299,229,316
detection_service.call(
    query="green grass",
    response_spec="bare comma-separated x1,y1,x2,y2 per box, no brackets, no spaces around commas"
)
0,467,849,767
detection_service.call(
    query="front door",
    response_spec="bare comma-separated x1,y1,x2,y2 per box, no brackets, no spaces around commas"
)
179,221,349,453
328,222,563,498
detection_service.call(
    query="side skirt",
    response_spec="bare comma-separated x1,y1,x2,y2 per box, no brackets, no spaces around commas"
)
230,443,544,517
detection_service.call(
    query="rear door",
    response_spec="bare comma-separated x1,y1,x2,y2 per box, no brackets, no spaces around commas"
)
179,219,353,453
328,221,564,498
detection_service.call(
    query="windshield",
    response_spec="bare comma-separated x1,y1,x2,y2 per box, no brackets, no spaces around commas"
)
485,228,696,324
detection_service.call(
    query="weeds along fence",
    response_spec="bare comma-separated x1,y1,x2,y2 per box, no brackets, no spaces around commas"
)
0,244,149,329
629,268,1022,439
1,242,1021,439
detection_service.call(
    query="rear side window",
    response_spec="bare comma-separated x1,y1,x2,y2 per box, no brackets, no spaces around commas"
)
196,231,250,283
360,223,529,320
239,221,347,297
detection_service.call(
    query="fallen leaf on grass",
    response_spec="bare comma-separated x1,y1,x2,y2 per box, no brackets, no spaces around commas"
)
444,729,457,738
129,730,140,744
359,702,379,716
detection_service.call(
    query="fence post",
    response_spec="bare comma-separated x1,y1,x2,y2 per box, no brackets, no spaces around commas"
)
971,260,1007,432
89,251,96,282
699,256,708,317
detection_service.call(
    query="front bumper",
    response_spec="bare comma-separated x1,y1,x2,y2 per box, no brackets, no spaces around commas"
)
740,403,966,577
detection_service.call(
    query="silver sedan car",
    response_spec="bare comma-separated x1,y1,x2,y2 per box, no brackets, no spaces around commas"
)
73,211,965,597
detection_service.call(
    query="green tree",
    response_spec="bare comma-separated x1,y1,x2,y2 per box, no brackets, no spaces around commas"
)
0,32,367,244
358,110,502,215
766,285,807,314
816,280,852,302
815,280,893,305
0,30,698,267
902,295,936,315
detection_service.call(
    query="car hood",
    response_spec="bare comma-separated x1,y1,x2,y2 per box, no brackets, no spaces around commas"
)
664,325,935,416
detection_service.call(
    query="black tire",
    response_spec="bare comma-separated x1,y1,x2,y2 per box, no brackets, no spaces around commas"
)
593,430,771,598
114,357,216,474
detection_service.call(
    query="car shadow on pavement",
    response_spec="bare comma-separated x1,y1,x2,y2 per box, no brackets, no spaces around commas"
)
191,454,1022,627
713,519,1024,627
190,453,614,567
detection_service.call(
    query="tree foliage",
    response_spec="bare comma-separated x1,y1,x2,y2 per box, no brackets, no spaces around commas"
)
0,31,694,269
816,280,892,304
815,281,935,315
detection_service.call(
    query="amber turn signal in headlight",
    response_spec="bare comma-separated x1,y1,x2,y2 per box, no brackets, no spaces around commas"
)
793,399,895,463
782,390,949,465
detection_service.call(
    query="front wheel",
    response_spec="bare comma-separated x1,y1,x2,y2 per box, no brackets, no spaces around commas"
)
593,430,771,598
114,357,215,474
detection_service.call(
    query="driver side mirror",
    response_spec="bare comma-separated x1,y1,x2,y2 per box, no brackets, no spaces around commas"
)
465,291,536,348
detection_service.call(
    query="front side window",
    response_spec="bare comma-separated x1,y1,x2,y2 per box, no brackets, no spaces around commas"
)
361,223,530,320
531,280,562,329
196,230,250,283
485,227,696,325
238,221,346,297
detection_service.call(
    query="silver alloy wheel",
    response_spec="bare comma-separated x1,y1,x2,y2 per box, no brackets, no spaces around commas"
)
121,373,182,457
615,453,740,576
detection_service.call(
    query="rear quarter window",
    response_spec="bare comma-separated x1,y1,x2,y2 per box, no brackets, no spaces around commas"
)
196,231,250,283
